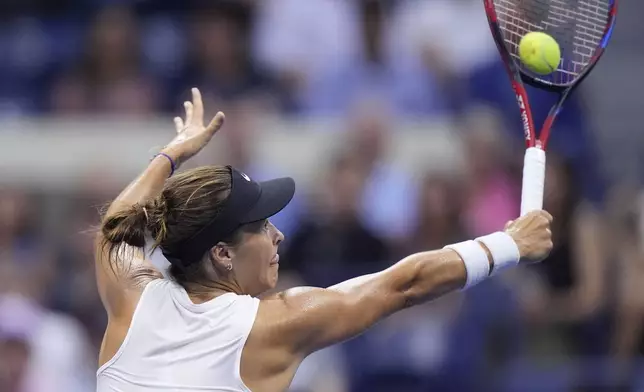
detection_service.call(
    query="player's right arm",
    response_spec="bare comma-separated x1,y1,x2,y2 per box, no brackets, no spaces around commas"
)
254,211,552,357
94,88,225,318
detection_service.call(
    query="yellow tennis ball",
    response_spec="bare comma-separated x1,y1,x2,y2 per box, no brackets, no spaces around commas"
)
518,32,561,75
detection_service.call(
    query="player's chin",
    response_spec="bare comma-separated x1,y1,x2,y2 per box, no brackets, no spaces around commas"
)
262,264,279,290
266,265,279,287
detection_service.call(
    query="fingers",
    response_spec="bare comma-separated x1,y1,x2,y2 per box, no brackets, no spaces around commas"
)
206,112,226,135
173,117,184,133
177,88,217,132
191,87,204,126
504,220,514,230
538,210,553,250
184,101,194,126
525,209,553,223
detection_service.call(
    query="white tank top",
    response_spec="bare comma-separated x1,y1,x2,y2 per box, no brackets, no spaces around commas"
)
96,279,260,392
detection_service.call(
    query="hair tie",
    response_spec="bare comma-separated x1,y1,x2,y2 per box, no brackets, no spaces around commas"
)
152,152,176,176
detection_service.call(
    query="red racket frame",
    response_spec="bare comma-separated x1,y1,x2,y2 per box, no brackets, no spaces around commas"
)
483,0,618,150
483,0,617,215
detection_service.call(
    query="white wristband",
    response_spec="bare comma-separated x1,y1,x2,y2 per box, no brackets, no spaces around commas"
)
475,232,521,275
444,240,490,289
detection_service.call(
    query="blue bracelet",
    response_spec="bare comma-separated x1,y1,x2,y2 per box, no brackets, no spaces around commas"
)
152,152,176,176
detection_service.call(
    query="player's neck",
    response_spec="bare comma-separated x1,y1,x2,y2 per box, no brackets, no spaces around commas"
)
185,279,244,303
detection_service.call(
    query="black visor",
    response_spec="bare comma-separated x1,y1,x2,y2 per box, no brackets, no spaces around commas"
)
162,166,295,267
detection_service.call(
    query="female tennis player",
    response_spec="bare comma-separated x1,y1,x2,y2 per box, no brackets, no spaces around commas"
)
95,88,553,392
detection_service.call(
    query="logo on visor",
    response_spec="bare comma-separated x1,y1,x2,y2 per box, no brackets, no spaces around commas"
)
240,172,251,182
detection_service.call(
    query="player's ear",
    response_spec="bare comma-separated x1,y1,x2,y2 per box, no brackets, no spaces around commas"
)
209,243,234,271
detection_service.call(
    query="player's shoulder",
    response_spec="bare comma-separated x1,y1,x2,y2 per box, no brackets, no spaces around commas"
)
256,287,324,326
255,285,350,341
248,287,331,363
259,286,333,308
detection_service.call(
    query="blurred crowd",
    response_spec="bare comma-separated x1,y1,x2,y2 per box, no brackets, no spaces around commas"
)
0,1,642,392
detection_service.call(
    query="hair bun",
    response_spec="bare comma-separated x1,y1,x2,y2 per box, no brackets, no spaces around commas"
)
146,195,170,248
101,204,148,249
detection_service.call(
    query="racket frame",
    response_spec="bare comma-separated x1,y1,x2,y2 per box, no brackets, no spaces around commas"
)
483,0,618,149
482,0,618,215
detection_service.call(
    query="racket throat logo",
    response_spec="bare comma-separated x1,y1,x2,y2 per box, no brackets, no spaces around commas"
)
516,94,531,140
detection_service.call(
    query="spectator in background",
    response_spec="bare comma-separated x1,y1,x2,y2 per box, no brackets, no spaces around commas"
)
460,106,519,237
257,0,441,116
0,17,53,116
404,172,464,256
49,5,160,115
0,188,98,392
281,151,389,287
0,287,95,392
0,189,52,294
50,194,107,352
0,190,32,259
609,185,644,390
0,190,36,255
346,100,419,244
252,0,358,113
517,155,608,358
181,2,280,112
344,294,468,392
389,0,499,112
0,309,33,392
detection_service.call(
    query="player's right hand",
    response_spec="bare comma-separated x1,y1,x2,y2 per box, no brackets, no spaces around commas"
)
504,210,554,264
163,87,225,165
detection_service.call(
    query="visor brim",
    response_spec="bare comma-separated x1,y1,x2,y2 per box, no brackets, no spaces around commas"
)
241,177,295,224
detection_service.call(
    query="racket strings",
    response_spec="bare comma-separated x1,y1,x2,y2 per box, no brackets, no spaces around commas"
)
493,0,610,85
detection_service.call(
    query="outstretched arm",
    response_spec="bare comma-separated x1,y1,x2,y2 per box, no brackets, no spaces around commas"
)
95,88,225,319
270,248,470,351
253,211,552,356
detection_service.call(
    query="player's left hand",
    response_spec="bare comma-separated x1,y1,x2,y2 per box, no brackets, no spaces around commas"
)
164,88,225,165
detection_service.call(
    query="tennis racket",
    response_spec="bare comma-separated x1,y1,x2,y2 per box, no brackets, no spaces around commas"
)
483,0,617,216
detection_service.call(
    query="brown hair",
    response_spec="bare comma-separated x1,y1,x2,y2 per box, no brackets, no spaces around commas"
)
100,165,245,286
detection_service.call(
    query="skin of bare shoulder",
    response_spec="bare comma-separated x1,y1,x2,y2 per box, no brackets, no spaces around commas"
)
239,250,468,392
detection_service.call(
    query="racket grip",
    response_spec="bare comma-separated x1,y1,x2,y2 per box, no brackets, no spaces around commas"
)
520,147,546,216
